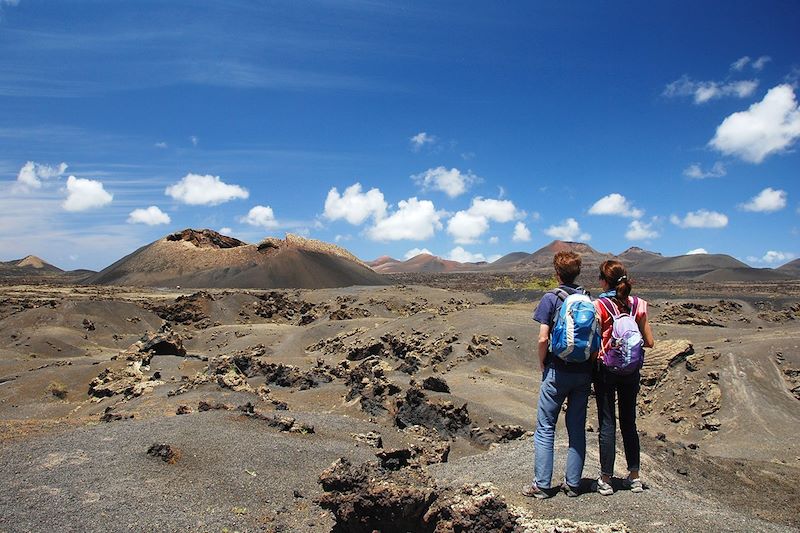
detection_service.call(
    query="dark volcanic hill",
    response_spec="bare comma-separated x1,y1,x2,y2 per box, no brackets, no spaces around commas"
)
0,255,63,275
87,229,387,289
632,253,748,275
777,258,800,277
508,240,613,273
617,246,662,268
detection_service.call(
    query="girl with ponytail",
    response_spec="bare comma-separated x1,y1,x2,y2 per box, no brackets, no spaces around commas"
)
592,260,654,496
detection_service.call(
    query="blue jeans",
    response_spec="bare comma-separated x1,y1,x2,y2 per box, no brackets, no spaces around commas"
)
533,366,592,488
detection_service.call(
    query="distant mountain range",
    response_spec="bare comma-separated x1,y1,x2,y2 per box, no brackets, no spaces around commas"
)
4,236,798,286
367,241,798,282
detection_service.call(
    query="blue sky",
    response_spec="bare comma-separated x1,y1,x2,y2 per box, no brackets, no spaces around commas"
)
1,1,798,270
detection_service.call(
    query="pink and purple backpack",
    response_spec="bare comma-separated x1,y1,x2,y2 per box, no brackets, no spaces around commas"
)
598,297,644,375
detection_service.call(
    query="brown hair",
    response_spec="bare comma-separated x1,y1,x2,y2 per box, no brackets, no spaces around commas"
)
599,259,632,311
554,251,581,284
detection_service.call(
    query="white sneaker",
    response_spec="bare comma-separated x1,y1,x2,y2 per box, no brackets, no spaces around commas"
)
592,477,613,496
623,476,644,493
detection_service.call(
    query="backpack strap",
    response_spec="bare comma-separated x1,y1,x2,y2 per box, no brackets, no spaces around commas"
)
550,288,569,302
598,297,619,319
629,296,639,317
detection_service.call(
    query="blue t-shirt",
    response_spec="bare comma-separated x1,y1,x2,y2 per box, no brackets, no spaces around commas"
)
532,284,593,373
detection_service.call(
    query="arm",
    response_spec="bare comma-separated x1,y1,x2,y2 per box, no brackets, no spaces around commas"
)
537,324,550,372
639,315,654,348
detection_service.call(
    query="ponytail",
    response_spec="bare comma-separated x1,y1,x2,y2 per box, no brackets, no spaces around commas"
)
600,260,632,312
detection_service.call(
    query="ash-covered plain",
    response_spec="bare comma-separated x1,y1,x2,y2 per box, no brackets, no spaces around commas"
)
1,275,798,532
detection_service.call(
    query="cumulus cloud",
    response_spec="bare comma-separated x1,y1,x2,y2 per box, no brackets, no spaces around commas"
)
664,75,758,104
62,176,113,212
625,220,659,241
367,197,442,241
323,183,387,225
709,84,800,163
446,197,522,244
404,247,432,259
740,187,787,212
410,132,436,151
240,205,279,228
14,161,68,191
512,221,531,242
670,210,728,229
544,218,591,242
412,166,478,198
683,162,726,180
165,173,249,205
127,206,171,225
750,250,795,264
448,246,486,263
588,193,644,218
686,248,708,255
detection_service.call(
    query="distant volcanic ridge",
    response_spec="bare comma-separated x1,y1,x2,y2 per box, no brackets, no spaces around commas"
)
166,228,246,249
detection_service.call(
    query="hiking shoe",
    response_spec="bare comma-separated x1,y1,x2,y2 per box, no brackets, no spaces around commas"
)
592,477,614,496
561,482,580,497
623,476,644,493
521,483,549,499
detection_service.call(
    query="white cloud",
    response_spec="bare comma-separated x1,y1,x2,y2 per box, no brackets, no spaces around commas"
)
625,220,659,241
240,205,279,228
683,162,726,180
404,247,432,259
686,248,708,255
488,236,499,245
730,55,771,73
367,197,442,241
155,142,168,149
219,227,233,235
446,197,522,244
127,206,171,225
740,187,787,212
334,234,352,243
670,209,728,229
512,221,531,242
447,211,489,244
165,173,249,205
190,135,199,146
468,197,520,222
323,183,387,225
412,166,478,198
731,56,750,71
757,250,795,264
664,75,758,104
14,161,67,191
62,175,113,212
752,56,771,71
410,132,436,151
448,246,486,263
709,84,800,163
544,218,591,242
588,193,644,218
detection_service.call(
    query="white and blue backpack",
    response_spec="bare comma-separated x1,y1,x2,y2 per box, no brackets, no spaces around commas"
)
549,288,601,363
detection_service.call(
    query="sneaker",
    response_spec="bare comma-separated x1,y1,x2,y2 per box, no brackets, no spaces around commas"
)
521,483,550,499
623,476,644,493
561,482,580,497
592,477,614,496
